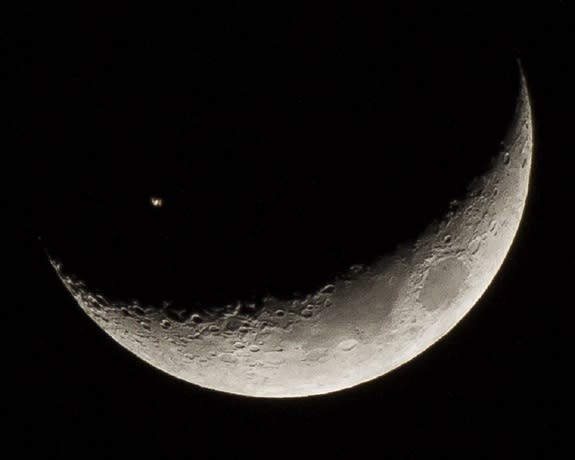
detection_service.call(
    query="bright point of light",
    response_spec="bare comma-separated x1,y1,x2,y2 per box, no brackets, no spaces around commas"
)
150,197,164,208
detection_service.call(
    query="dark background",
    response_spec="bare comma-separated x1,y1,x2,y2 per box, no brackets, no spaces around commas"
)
1,3,571,458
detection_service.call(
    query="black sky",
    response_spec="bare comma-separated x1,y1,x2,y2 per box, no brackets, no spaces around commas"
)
1,3,572,458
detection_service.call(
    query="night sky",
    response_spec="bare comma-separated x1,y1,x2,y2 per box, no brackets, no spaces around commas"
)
1,3,571,457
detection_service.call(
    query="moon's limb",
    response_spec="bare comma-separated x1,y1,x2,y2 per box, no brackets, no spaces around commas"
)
50,70,533,398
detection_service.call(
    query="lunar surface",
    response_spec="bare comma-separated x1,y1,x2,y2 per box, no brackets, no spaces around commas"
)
50,71,533,398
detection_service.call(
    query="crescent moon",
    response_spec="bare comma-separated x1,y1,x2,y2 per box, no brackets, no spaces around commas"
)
50,68,534,398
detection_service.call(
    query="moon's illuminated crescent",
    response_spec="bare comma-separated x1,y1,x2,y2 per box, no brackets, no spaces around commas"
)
50,69,533,398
